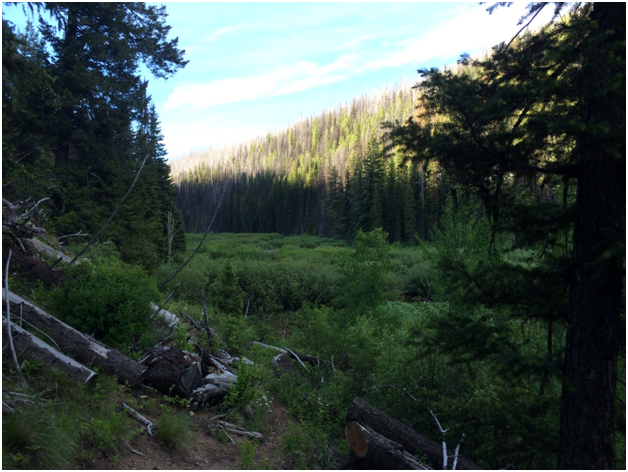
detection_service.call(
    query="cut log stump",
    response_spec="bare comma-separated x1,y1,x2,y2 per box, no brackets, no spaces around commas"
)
347,397,482,470
141,347,202,396
345,421,432,470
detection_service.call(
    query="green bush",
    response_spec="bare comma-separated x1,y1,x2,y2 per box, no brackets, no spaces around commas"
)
50,258,159,349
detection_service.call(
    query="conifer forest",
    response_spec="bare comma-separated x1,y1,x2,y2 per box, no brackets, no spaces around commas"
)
2,2,625,470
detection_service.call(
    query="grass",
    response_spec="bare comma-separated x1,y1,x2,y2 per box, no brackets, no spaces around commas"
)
156,410,193,452
2,361,138,469
3,406,78,469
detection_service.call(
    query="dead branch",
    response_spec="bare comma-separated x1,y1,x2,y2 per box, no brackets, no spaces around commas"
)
122,402,153,435
3,249,26,386
126,443,145,456
163,281,181,306
158,187,226,290
57,231,91,240
429,410,449,470
452,433,466,471
216,421,263,440
285,347,309,371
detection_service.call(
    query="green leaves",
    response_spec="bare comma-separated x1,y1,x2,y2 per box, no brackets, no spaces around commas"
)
50,258,158,349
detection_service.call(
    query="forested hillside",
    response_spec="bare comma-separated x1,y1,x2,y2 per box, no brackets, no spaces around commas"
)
170,83,446,242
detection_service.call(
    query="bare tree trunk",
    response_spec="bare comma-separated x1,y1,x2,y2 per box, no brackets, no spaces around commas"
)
557,3,625,469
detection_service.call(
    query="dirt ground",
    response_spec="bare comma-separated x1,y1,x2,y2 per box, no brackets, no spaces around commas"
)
85,399,295,470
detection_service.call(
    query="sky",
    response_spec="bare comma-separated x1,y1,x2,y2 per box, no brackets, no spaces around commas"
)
2,2,555,160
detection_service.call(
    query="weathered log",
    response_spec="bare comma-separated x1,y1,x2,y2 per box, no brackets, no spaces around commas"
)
141,347,202,396
191,371,238,404
345,421,432,470
2,318,97,384
30,237,73,264
3,289,146,385
347,397,482,470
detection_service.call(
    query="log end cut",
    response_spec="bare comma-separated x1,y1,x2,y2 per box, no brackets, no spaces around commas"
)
345,421,368,458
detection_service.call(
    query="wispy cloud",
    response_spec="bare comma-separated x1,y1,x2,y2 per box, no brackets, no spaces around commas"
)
205,26,235,42
164,57,354,110
360,5,555,71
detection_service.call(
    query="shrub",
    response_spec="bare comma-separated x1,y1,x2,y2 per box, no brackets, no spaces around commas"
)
50,258,159,349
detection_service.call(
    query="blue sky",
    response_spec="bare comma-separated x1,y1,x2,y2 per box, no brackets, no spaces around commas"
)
2,2,554,159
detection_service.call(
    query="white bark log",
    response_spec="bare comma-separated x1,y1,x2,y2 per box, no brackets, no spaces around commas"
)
30,238,73,264
3,318,97,384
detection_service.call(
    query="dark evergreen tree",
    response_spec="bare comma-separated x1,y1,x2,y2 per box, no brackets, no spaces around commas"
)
3,4,188,271
389,4,625,467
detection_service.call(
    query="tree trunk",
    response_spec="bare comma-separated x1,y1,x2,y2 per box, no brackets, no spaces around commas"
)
558,157,625,468
557,3,626,469
3,289,146,385
3,318,97,384
54,6,79,170
347,397,482,470
345,420,432,470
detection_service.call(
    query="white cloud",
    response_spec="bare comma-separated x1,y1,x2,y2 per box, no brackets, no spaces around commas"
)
205,26,235,42
275,74,347,96
342,34,375,48
164,68,294,110
164,56,357,110
162,120,267,158
360,4,556,72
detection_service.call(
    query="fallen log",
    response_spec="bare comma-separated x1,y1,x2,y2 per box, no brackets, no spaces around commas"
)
347,397,482,470
2,318,97,385
345,421,432,470
3,289,146,385
191,371,237,404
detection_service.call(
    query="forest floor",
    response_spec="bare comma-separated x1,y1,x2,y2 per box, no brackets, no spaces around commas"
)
85,395,295,470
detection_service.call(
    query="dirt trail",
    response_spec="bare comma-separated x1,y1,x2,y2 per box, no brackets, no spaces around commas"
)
86,400,294,470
